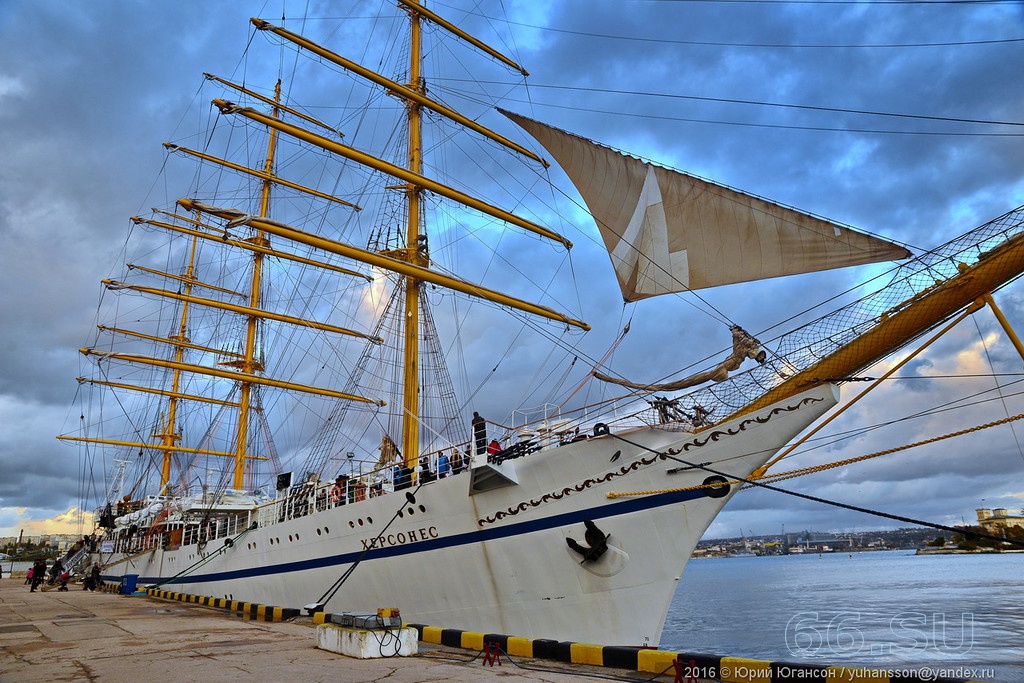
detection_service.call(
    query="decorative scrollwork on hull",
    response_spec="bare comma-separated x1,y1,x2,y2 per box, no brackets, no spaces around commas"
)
476,394,825,526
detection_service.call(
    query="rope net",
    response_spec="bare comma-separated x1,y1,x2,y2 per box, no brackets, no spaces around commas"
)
625,205,1024,430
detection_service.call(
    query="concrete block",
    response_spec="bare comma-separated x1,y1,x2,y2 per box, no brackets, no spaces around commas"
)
315,624,418,658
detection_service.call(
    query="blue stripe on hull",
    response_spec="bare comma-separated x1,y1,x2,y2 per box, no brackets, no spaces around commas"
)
149,483,710,586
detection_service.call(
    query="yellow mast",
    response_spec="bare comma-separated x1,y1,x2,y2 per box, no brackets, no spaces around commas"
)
228,79,281,491
163,143,360,210
77,349,382,404
213,100,570,248
99,280,382,341
135,213,372,282
400,4,425,466
241,8,586,468
60,11,588,491
250,17,545,168
153,234,199,492
175,202,589,329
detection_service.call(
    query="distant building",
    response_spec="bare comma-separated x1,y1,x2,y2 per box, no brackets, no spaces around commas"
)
976,508,1024,533
0,534,84,551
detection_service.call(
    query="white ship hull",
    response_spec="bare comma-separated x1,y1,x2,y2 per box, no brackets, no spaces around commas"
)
96,384,836,646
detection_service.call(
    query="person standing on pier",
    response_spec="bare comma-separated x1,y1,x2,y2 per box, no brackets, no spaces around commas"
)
30,560,46,592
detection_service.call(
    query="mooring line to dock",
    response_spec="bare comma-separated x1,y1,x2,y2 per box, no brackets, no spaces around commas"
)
310,485,424,610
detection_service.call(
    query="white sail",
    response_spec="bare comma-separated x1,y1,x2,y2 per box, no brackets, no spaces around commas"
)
501,110,912,301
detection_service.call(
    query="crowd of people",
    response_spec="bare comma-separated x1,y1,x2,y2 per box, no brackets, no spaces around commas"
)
21,534,105,593
23,560,104,592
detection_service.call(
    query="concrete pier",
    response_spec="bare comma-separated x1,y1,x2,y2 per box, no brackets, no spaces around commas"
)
2,575,984,683
0,576,658,682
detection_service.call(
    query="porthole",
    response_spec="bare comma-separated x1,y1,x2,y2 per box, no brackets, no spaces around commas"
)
358,519,364,526
366,516,373,524
418,504,426,513
316,528,322,536
324,527,329,534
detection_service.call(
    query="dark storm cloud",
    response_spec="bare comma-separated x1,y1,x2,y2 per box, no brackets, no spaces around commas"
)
1,0,1022,537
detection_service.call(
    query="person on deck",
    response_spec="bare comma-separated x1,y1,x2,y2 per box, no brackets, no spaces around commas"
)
451,449,466,475
437,451,451,478
472,412,487,455
419,456,435,483
393,464,412,490
330,475,348,506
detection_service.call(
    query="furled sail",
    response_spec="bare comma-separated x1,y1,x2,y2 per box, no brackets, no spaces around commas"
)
594,325,767,391
500,110,912,302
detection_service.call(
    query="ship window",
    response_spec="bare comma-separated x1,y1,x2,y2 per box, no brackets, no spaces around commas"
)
366,517,373,524
324,527,329,534
316,529,321,536
358,519,364,526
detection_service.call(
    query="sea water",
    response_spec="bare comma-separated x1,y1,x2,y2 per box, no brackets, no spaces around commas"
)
663,550,1023,682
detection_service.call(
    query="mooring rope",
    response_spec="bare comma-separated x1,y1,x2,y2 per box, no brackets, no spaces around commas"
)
312,485,423,609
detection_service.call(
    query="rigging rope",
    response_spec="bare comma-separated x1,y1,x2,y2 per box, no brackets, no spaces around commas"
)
608,410,1024,497
560,319,632,410
606,431,1024,549
753,410,1024,487
312,485,423,609
974,315,1024,464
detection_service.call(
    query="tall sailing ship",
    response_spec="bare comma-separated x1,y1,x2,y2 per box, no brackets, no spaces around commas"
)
59,3,1024,646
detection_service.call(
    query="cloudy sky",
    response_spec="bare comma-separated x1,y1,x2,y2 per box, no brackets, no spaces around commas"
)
1,0,1023,542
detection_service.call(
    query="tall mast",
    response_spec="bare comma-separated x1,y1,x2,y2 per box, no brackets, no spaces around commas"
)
400,4,425,466
226,79,281,490
151,79,280,494
154,235,199,492
235,12,586,475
